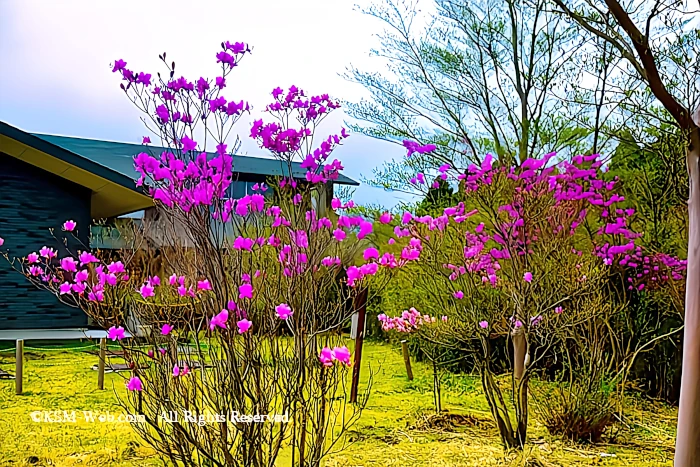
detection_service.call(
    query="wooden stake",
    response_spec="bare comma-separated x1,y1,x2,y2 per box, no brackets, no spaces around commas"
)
97,338,106,390
15,339,23,395
350,287,368,404
401,340,413,381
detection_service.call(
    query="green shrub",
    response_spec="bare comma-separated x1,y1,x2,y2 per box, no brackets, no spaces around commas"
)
532,379,616,443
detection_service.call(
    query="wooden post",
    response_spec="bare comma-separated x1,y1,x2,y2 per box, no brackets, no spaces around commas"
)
15,339,23,395
97,338,106,390
350,287,368,404
401,340,413,381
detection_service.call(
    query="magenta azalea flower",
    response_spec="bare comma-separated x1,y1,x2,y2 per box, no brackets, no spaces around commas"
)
107,261,125,274
105,274,118,286
239,283,253,299
523,272,533,282
60,257,77,272
180,135,197,152
479,321,489,329
237,319,252,334
332,229,346,241
275,303,293,320
126,376,142,392
59,282,72,295
173,365,190,377
403,140,437,157
319,347,333,367
357,221,373,240
88,290,104,302
332,346,351,365
554,306,563,314
379,212,392,224
142,136,151,144
136,72,151,86
75,270,89,283
79,251,98,266
27,252,39,264
197,279,212,291
161,324,173,335
108,326,125,341
156,104,169,122
453,291,464,299
112,59,127,73
40,246,56,259
139,283,155,298
63,220,77,231
0,237,3,247
210,309,229,330
363,247,379,261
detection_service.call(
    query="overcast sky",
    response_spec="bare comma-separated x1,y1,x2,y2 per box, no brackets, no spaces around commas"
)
0,0,414,208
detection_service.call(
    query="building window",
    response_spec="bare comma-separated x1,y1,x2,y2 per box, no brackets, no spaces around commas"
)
229,180,274,200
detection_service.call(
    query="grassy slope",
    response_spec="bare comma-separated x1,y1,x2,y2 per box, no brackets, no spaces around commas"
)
0,339,676,466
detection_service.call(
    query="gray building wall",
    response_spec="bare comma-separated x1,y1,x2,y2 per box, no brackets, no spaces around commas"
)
0,153,91,329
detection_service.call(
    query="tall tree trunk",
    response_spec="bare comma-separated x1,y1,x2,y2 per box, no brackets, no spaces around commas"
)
675,118,700,466
512,327,528,380
512,327,529,447
433,359,442,413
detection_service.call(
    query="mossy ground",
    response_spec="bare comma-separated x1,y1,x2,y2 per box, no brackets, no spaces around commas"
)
0,339,675,466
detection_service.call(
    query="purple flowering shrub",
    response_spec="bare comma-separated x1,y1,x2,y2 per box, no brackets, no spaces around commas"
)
377,145,687,448
1,43,405,467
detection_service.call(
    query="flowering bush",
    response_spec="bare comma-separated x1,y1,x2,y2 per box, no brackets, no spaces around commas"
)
378,144,686,448
2,43,404,467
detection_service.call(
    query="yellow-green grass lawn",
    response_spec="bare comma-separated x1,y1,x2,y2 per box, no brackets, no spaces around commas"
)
0,339,676,466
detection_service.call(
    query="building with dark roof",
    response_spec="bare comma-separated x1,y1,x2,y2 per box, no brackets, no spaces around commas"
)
0,121,358,330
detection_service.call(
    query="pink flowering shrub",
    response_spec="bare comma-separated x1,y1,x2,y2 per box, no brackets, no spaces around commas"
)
4,44,402,467
378,306,451,412
378,144,686,448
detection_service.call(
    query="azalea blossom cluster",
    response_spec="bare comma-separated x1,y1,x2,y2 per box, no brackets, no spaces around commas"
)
132,146,237,213
19,225,130,303
251,85,347,185
319,345,352,366
112,42,251,160
267,86,340,126
375,143,688,347
396,146,687,298
403,140,437,157
597,244,687,291
377,307,446,333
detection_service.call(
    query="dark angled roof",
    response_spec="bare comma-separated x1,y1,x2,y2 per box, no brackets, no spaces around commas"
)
0,121,152,218
32,134,360,186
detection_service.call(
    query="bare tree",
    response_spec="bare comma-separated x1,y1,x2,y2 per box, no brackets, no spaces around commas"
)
346,0,588,193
